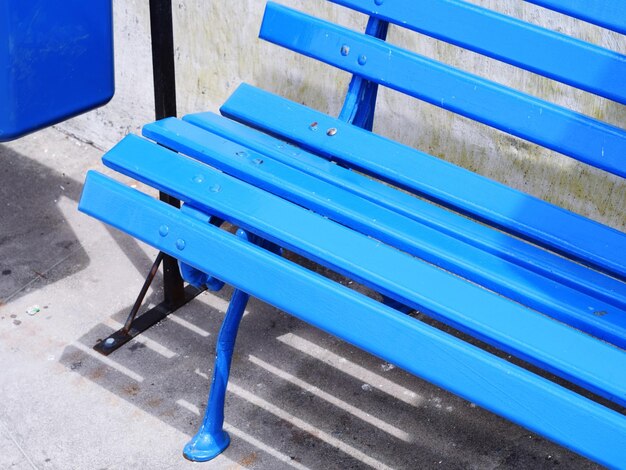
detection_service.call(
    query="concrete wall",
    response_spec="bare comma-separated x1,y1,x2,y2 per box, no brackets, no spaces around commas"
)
59,0,626,230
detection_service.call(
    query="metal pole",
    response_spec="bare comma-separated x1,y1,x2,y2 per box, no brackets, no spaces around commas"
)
95,0,205,355
149,0,186,306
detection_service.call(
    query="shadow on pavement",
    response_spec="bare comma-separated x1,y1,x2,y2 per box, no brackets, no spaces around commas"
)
60,280,598,469
0,145,89,304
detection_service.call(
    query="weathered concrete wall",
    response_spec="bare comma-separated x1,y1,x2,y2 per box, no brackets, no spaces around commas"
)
59,0,626,230
59,0,154,149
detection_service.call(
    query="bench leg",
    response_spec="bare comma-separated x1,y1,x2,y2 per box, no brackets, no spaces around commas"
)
182,229,278,462
183,229,281,461
183,287,250,461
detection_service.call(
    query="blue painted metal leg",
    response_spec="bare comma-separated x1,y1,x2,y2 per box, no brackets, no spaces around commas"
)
338,17,389,130
183,229,280,462
381,295,413,314
179,204,226,291
183,286,250,461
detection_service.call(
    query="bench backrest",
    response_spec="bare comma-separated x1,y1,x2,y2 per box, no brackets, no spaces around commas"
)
253,0,626,274
261,1,626,174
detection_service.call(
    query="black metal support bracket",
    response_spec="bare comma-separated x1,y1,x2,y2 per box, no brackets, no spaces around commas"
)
95,253,202,354
95,0,204,355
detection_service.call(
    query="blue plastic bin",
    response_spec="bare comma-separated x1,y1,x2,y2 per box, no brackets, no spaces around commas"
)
0,0,114,142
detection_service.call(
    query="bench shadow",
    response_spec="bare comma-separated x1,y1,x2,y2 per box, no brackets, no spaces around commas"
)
60,271,598,469
0,145,90,304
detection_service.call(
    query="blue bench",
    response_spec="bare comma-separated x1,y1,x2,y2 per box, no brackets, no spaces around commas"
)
79,1,626,466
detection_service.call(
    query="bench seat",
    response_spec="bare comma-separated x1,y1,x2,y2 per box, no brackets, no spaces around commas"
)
81,88,626,466
150,88,626,347
81,127,626,467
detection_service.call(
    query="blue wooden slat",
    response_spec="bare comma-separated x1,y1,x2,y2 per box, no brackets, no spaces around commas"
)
221,84,626,281
184,110,626,313
526,0,626,35
146,115,626,349
100,134,626,407
80,171,626,468
260,3,626,178
329,0,626,104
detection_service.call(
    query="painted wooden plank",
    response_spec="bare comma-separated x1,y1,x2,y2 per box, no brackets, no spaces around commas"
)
526,0,626,35
260,3,626,177
79,171,626,469
329,0,626,103
221,84,626,281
